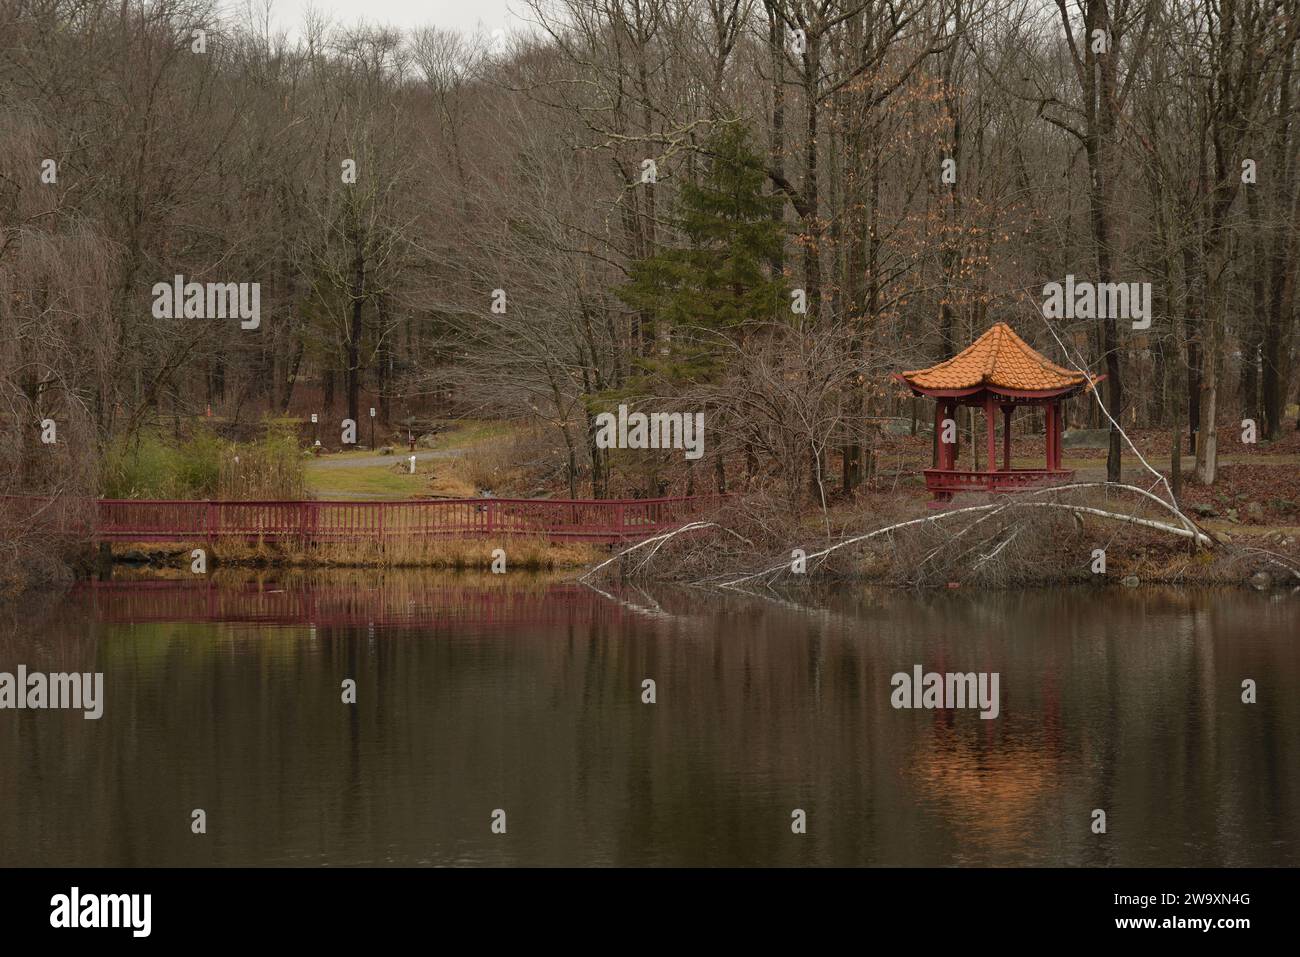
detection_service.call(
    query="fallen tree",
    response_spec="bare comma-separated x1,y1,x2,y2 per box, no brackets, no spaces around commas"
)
577,482,1300,589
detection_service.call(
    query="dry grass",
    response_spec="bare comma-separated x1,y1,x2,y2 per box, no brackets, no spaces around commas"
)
424,468,479,499
439,428,547,495
306,534,599,569
108,535,603,570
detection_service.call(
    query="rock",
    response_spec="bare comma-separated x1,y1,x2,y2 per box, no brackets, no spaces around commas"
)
1062,428,1111,449
1121,575,1141,588
1226,508,1239,523
1245,501,1264,521
1249,571,1271,590
1188,503,1217,518
378,445,393,456
416,432,439,449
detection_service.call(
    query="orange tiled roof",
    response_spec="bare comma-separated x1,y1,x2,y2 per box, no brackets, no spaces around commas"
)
902,323,1091,393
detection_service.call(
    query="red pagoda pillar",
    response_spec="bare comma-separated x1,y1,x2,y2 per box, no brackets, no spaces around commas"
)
1002,405,1013,471
935,399,958,470
1052,401,1063,470
984,392,996,479
933,400,945,468
1044,403,1053,471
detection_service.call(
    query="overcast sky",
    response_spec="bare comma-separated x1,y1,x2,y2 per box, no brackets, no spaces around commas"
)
261,0,530,38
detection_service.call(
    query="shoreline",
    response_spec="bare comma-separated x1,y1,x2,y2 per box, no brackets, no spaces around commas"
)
71,540,1298,591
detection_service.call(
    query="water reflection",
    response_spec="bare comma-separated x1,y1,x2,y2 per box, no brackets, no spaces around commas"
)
0,573,1295,866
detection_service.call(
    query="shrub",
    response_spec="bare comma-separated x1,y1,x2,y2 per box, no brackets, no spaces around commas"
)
101,419,303,500
218,420,304,500
102,429,219,499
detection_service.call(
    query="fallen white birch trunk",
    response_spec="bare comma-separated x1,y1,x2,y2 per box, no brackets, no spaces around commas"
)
578,521,749,584
712,484,1213,587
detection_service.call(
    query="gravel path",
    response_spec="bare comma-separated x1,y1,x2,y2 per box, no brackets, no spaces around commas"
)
306,448,464,470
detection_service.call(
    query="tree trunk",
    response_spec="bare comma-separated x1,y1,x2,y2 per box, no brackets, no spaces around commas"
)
346,236,364,427
1195,267,1221,485
801,32,821,324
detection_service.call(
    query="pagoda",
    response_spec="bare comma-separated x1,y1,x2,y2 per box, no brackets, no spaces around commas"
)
896,323,1100,503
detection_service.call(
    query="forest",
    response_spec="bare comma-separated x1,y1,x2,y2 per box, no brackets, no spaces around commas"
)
2,0,1299,587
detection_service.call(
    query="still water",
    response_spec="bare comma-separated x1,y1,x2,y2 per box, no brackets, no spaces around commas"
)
1,573,1296,866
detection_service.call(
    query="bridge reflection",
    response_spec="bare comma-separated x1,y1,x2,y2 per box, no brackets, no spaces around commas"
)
73,577,633,628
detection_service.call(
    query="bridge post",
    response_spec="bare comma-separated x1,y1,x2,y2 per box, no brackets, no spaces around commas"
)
96,542,113,581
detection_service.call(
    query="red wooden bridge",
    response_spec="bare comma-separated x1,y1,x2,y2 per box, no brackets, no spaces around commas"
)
86,496,714,545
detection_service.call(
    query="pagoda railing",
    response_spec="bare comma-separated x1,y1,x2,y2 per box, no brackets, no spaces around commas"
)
922,468,1074,495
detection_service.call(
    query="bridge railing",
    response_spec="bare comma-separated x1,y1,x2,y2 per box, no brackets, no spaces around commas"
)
91,496,718,544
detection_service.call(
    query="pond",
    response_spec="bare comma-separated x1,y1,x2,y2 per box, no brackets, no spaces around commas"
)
1,573,1296,866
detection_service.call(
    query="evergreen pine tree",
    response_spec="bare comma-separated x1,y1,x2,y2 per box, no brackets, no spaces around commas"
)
617,122,787,388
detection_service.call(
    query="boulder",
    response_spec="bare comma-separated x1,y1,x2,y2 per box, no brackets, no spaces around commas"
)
1187,503,1217,518
1245,501,1265,522
416,433,439,449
